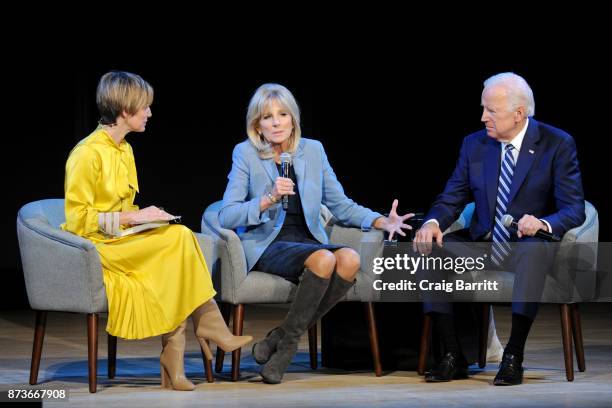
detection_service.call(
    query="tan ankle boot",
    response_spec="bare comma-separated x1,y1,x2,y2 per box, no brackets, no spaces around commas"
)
192,299,253,356
160,320,195,391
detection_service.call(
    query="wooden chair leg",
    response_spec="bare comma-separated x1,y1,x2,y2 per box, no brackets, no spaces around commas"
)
560,304,574,381
29,311,47,385
87,313,99,393
200,340,214,383
479,303,490,368
418,314,432,375
107,334,117,379
231,304,245,381
308,324,318,369
364,302,382,377
215,302,231,373
570,304,586,372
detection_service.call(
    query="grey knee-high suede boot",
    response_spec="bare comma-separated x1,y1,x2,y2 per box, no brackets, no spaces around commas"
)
307,272,355,328
253,272,355,365
260,269,330,384
252,327,284,365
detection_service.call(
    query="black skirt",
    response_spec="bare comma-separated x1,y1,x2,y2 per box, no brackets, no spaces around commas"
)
254,225,344,283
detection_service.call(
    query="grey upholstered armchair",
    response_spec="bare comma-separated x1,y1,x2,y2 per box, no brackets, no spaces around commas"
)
417,201,599,381
16,199,214,392
200,200,385,381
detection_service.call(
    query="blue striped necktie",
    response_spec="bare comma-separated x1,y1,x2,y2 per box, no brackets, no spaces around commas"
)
491,144,516,266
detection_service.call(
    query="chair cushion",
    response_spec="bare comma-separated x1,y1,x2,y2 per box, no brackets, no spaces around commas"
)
233,271,298,304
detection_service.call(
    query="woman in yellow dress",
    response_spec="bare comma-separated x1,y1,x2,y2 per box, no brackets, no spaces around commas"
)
61,71,252,391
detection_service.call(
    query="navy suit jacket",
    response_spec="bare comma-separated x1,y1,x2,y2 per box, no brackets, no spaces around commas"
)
425,118,585,240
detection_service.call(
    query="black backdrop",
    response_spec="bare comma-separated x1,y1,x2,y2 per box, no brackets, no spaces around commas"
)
3,54,608,309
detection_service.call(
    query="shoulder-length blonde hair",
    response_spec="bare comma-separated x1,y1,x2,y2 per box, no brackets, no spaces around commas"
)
96,71,154,125
246,83,301,159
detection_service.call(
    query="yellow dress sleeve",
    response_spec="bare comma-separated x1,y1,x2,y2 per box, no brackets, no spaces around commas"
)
63,144,102,236
124,142,139,212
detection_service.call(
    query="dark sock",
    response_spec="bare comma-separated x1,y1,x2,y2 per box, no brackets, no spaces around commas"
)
505,313,533,360
433,312,461,355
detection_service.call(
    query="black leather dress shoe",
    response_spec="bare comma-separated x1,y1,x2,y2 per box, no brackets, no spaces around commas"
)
493,353,524,386
425,352,469,382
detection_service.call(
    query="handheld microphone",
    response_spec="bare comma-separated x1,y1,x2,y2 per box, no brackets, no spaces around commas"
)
280,152,292,210
501,214,561,242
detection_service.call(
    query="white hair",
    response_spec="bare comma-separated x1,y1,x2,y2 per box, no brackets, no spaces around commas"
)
483,72,535,117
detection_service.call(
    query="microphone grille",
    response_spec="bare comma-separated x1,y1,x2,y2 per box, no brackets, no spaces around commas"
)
501,214,514,228
280,152,292,164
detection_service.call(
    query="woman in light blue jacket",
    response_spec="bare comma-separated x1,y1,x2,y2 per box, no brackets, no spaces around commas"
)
219,83,413,384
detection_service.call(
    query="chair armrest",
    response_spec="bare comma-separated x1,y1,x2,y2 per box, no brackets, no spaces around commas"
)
562,201,599,243
328,224,384,250
549,201,599,302
193,232,224,289
17,216,106,313
193,232,216,267
201,214,248,304
444,203,475,235
20,215,97,250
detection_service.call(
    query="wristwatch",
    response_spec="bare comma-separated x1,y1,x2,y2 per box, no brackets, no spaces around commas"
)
267,192,279,204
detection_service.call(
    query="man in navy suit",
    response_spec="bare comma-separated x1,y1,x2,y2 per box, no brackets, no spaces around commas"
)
414,72,585,385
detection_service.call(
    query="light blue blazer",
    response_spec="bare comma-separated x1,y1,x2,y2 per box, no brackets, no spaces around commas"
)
219,138,382,271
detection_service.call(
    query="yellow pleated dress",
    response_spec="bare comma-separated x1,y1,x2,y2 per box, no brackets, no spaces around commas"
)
61,127,215,340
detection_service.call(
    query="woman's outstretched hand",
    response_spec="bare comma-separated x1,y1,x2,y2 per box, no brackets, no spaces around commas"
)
373,199,415,241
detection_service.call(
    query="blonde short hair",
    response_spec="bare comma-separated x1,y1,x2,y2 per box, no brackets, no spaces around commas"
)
96,71,154,125
246,83,301,159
